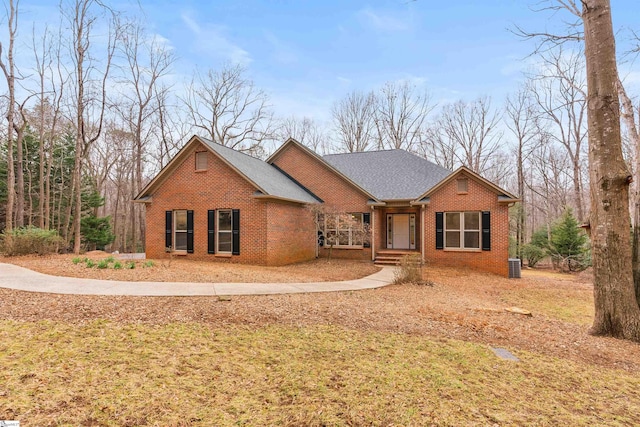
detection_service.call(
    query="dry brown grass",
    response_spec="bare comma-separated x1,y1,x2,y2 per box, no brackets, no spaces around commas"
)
1,262,639,426
1,322,639,426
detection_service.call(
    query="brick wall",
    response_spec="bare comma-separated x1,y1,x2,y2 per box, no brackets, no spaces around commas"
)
271,142,372,261
145,139,512,275
423,171,510,277
265,201,316,265
145,142,314,265
374,207,421,252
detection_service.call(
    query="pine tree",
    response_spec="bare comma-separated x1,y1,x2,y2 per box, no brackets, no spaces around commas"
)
550,208,587,271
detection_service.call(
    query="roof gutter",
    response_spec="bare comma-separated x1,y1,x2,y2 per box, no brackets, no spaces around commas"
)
252,192,318,205
410,197,430,206
132,196,153,204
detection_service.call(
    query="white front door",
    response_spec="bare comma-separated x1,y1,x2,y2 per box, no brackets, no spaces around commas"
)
387,213,416,249
392,214,410,249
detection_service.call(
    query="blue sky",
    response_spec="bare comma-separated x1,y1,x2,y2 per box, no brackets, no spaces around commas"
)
8,0,640,122
136,0,638,121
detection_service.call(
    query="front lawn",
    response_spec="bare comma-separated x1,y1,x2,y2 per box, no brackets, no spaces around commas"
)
1,266,639,426
1,321,638,426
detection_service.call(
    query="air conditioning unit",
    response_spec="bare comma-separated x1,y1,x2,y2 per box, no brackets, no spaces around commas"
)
508,258,521,279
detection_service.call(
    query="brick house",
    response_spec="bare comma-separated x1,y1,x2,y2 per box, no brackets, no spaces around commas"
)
135,135,519,276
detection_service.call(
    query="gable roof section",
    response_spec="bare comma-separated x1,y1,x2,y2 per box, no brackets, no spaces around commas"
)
268,138,382,203
135,135,319,204
323,149,452,201
416,166,519,203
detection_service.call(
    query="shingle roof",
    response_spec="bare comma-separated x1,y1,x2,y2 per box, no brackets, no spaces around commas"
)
201,138,320,204
323,149,452,201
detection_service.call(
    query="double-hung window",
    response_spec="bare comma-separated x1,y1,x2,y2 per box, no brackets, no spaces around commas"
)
445,212,480,249
217,209,233,253
173,210,188,251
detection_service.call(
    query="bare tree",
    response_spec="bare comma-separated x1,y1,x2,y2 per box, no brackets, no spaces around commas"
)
277,115,328,154
528,138,572,235
505,87,544,259
64,0,120,253
308,204,370,259
618,78,640,303
414,125,457,170
431,96,503,176
154,84,187,169
582,0,640,340
117,22,175,252
374,81,434,151
182,64,275,155
529,47,588,221
28,25,68,230
0,0,19,232
519,0,640,340
331,90,376,153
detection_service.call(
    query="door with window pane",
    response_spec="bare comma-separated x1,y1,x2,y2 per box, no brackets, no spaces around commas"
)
386,214,416,250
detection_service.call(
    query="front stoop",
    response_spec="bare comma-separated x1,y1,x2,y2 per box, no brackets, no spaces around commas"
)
374,250,419,266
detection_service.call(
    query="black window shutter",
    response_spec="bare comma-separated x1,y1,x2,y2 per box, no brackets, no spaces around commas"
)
165,211,172,249
232,209,240,255
207,210,216,254
187,210,194,253
362,212,371,248
482,211,491,251
435,212,444,250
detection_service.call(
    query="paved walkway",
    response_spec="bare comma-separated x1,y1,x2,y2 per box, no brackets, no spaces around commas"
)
0,262,395,296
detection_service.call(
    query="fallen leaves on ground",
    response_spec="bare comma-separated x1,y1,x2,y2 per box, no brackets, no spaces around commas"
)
0,259,637,373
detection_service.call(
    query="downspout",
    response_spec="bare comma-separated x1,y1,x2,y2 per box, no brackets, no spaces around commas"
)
371,206,376,261
315,211,319,259
421,205,425,264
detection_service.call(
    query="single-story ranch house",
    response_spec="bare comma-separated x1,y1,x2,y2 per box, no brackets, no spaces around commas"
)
134,135,519,276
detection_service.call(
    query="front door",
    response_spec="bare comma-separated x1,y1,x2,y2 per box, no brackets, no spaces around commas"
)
387,214,416,249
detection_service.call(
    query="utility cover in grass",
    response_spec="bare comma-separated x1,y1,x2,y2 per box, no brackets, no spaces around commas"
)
491,347,520,362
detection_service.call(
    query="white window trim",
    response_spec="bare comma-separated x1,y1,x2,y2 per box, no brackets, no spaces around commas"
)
216,209,233,254
444,211,481,250
173,209,188,252
324,213,364,248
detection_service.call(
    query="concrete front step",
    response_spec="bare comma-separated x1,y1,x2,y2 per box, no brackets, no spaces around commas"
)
374,259,401,266
374,251,421,266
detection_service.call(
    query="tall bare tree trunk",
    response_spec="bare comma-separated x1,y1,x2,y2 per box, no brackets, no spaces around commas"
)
68,0,117,254
618,80,640,305
584,0,640,340
0,0,18,232
14,114,26,227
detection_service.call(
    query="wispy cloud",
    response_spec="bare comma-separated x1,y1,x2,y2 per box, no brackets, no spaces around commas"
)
358,7,411,32
180,12,251,65
264,31,298,65
394,74,429,88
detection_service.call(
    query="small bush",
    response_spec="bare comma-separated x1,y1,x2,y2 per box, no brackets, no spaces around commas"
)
0,227,64,256
97,260,109,269
393,254,424,284
72,257,82,264
125,261,136,269
143,260,155,268
105,256,115,263
113,261,122,270
85,259,96,268
522,244,546,267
